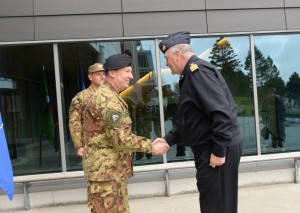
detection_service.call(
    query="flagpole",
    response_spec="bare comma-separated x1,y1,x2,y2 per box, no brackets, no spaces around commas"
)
39,65,44,168
77,54,86,91
39,135,42,167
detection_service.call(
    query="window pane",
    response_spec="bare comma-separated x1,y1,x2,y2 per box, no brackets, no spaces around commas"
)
255,34,300,153
160,36,256,160
60,40,163,171
0,45,60,175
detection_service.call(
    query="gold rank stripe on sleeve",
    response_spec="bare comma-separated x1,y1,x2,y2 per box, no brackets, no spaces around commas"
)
189,63,199,72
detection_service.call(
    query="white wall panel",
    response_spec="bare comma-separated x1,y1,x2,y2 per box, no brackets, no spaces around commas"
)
206,0,284,10
123,11,207,37
123,0,205,12
285,8,300,30
0,17,34,42
284,0,300,7
207,9,286,33
35,14,123,40
34,0,121,15
0,0,33,17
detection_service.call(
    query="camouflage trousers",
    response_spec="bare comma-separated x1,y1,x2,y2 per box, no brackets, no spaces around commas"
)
87,180,130,213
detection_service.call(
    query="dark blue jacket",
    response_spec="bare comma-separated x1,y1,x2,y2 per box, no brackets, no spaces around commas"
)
164,55,241,157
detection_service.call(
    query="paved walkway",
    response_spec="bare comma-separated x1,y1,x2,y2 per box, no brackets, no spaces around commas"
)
6,183,300,213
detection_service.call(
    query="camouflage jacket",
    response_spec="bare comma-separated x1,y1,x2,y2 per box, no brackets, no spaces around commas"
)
83,81,152,181
69,86,95,148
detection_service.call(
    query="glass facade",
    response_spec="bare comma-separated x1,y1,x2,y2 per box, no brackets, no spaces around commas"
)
254,34,300,154
1,33,300,176
0,45,60,175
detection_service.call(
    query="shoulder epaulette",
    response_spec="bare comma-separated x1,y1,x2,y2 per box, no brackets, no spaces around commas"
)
189,63,199,72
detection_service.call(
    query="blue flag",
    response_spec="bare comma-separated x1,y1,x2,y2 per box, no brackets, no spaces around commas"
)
77,55,86,91
0,114,14,200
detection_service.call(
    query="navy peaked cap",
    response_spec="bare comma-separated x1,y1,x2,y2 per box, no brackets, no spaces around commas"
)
103,54,132,70
159,31,190,53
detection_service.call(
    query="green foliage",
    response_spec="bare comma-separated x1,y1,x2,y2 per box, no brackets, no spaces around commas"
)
209,37,250,97
234,97,254,116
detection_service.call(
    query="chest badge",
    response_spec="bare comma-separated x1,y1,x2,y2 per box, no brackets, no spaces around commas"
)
190,63,199,72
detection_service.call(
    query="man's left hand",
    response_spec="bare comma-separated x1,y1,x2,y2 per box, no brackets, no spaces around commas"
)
209,153,225,168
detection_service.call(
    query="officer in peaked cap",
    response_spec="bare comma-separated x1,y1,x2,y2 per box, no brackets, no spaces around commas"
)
159,31,243,213
82,53,169,212
159,31,190,54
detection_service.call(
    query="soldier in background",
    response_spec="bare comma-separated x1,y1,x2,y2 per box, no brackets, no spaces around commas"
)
69,63,105,213
69,63,105,157
82,54,169,213
162,84,186,157
135,86,154,160
261,84,286,148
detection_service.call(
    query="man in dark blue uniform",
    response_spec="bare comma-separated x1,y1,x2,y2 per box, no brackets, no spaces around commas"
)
159,31,243,213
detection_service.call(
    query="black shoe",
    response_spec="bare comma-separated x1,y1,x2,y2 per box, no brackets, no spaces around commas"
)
176,151,186,157
272,141,278,148
278,141,285,147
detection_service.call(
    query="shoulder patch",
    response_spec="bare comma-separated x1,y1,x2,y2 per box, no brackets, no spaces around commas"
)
69,98,81,112
73,99,81,108
189,63,199,72
107,110,123,128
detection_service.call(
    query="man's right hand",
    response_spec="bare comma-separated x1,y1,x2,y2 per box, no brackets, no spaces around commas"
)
152,138,170,155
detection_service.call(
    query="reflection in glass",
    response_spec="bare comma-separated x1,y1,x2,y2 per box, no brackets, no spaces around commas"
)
0,45,60,175
121,40,163,165
255,34,300,153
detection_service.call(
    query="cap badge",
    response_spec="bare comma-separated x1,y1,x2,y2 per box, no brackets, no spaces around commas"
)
162,45,166,51
190,63,199,72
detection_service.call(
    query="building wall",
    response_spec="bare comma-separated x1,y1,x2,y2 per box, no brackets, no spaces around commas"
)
0,160,297,211
1,0,300,210
1,0,300,42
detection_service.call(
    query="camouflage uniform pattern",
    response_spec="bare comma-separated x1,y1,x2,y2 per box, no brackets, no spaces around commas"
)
69,86,96,209
90,180,129,213
83,81,153,211
69,86,95,148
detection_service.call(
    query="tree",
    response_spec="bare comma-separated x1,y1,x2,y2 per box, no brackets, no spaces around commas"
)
286,72,300,102
209,37,249,96
244,46,283,98
245,46,268,88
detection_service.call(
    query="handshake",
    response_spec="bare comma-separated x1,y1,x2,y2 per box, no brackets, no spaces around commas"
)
151,138,170,155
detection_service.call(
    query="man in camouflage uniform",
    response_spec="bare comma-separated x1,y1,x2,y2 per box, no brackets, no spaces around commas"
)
261,84,286,148
69,63,105,212
69,62,105,156
82,54,169,213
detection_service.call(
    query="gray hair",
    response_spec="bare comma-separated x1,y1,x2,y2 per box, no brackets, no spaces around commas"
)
169,44,194,56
